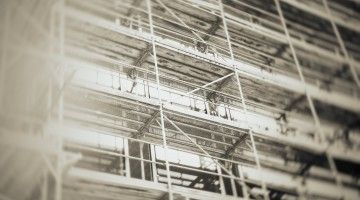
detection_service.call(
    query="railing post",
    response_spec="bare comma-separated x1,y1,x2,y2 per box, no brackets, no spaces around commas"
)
140,142,145,180
230,163,238,197
150,145,158,183
124,138,131,178
217,165,226,195
238,165,249,199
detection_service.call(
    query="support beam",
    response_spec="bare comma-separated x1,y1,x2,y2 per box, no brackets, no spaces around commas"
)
274,0,345,198
280,0,360,34
188,176,203,188
206,75,234,101
277,95,305,121
166,72,235,104
73,79,360,164
146,0,173,199
64,7,360,113
223,133,248,158
164,114,259,194
203,17,222,41
155,0,206,43
219,0,269,198
322,0,360,88
134,43,152,67
129,43,152,93
284,95,306,111
133,110,160,138
195,16,222,53
155,0,222,56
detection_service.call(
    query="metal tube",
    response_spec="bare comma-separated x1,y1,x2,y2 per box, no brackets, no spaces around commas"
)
274,0,345,198
146,0,173,199
166,72,235,103
164,115,259,189
322,0,360,88
218,1,268,199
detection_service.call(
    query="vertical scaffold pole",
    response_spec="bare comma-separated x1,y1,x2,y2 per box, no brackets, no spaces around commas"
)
218,1,268,199
322,0,360,89
145,0,173,199
274,0,345,199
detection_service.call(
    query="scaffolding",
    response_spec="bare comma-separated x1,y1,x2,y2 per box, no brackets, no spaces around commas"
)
1,0,360,200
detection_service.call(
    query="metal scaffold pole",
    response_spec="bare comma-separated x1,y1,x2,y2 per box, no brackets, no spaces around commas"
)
322,0,360,88
2,0,360,200
274,0,345,199
218,0,269,199
145,0,173,199
164,114,255,198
